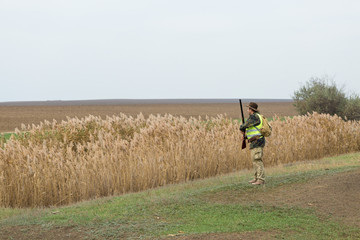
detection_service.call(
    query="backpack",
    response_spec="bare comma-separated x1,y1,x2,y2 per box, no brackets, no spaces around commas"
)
255,114,272,137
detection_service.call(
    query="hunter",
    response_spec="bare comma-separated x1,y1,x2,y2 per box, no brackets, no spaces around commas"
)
239,102,265,185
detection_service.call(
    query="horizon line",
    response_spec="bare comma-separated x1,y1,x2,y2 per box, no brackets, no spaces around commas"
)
0,98,293,106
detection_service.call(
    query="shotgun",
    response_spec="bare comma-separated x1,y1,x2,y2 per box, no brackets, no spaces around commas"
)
239,99,246,149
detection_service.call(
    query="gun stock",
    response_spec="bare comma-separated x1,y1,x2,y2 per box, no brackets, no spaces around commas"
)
239,99,246,149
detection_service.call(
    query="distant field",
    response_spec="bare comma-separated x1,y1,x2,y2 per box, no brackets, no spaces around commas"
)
0,100,296,133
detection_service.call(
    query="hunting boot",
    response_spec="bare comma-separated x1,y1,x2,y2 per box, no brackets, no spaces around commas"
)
252,179,265,185
248,179,257,184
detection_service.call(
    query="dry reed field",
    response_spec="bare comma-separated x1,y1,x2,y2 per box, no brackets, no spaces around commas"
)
1,111,360,208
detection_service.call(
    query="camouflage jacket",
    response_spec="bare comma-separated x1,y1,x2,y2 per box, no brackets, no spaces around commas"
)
239,112,266,149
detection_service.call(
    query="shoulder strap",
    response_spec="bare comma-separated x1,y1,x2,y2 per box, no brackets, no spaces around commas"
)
254,113,262,130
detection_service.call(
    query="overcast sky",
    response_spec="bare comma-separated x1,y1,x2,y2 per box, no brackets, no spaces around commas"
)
1,0,359,102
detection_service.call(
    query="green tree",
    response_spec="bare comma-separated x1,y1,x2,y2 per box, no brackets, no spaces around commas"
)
292,76,347,117
343,94,360,120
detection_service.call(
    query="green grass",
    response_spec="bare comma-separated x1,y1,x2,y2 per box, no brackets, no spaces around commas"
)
1,153,360,239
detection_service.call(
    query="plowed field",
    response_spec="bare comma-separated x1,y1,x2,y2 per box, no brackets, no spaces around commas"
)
0,101,296,133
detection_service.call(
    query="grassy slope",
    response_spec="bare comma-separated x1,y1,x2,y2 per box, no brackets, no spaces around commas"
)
1,153,360,240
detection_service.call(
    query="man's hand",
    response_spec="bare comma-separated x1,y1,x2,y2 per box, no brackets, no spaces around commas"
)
239,127,245,133
240,131,246,140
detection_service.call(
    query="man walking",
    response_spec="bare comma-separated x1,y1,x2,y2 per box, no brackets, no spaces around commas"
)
239,102,266,185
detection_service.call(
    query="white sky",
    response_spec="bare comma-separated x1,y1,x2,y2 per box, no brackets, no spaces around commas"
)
1,0,359,102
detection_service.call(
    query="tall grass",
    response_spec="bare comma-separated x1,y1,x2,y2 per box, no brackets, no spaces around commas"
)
0,112,359,207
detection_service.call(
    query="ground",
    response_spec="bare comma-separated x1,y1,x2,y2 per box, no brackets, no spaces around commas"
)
203,168,360,228
173,169,360,240
1,168,359,240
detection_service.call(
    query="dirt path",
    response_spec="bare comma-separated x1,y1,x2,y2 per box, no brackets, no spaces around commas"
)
206,169,360,228
175,169,360,240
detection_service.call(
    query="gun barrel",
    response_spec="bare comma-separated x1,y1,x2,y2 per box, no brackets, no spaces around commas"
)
239,99,247,149
239,99,245,124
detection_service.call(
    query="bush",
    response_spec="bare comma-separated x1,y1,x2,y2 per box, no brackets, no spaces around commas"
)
343,94,360,120
293,76,347,117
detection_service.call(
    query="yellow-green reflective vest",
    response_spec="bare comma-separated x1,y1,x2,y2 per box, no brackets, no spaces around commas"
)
246,113,263,139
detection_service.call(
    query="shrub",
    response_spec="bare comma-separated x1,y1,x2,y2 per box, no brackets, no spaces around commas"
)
343,94,360,120
292,76,347,117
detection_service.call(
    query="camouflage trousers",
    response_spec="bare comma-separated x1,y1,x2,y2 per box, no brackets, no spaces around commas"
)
251,147,265,181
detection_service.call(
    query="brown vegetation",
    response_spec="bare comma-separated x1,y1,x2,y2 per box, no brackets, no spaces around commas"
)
0,111,359,207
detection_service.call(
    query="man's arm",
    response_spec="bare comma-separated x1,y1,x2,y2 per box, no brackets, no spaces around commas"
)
239,114,261,132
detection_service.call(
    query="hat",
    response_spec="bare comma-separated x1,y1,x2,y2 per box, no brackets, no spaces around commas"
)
247,102,258,112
